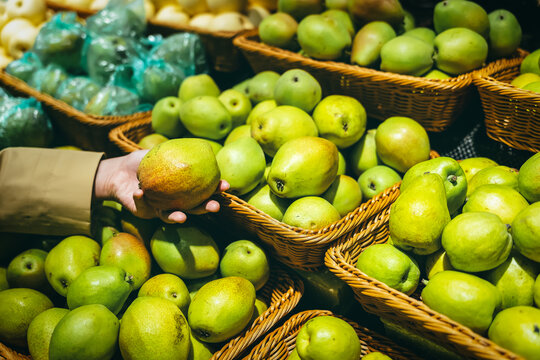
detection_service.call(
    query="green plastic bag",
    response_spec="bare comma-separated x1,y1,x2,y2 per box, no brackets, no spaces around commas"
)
148,33,209,77
28,65,69,96
5,52,43,83
84,85,144,116
54,76,101,111
86,0,146,39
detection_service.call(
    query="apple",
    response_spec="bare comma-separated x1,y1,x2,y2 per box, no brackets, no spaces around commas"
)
5,0,46,25
178,0,208,15
219,240,270,290
219,89,253,128
209,12,254,32
189,13,215,28
357,165,401,200
178,74,221,102
138,273,191,315
206,0,247,13
151,96,185,139
273,68,322,113
153,5,190,25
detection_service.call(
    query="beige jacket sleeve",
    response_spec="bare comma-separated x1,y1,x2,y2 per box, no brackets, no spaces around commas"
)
0,147,104,236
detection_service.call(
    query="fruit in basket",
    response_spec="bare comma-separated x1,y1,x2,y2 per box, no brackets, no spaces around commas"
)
511,202,540,263
178,0,209,15
337,151,346,175
277,0,323,20
297,14,351,60
458,156,498,182
463,184,529,225
245,183,291,221
535,275,540,307
189,332,216,359
138,273,191,316
322,9,355,37
219,240,270,290
350,21,396,67
322,175,363,216
119,296,191,360
188,276,256,343
401,157,467,215
0,269,8,291
356,243,420,295
0,288,53,347
268,136,338,198
357,165,401,200
467,165,518,196
207,0,247,13
441,212,512,272
251,105,318,156
224,124,251,145
425,248,453,279
403,27,436,45
190,13,215,28
347,0,404,27
522,81,540,93
274,69,322,113
422,271,502,334
246,99,277,124
154,4,190,25
233,78,251,96
375,116,430,173
152,96,185,139
488,306,540,360
44,235,101,297
3,21,39,59
181,95,233,139
362,353,392,360
27,307,69,360
216,137,266,195
389,173,450,255
259,12,299,49
520,48,540,75
178,74,221,102
282,196,341,229
6,249,49,292
296,315,361,360
349,129,379,176
433,27,488,75
219,89,253,128
312,95,366,148
380,35,434,76
487,9,522,58
209,12,254,32
246,70,280,104
511,73,540,89
138,133,169,149
433,0,489,38
5,0,46,25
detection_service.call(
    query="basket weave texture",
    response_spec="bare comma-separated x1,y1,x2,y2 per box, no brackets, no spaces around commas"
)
0,265,303,360
109,118,439,271
473,52,540,153
233,31,528,132
244,309,424,360
324,207,523,360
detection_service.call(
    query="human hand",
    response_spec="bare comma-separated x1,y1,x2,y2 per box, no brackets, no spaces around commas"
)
94,150,229,223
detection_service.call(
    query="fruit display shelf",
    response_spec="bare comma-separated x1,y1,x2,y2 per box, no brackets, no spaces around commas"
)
324,207,522,360
243,309,423,360
233,30,528,133
108,117,439,271
473,53,540,153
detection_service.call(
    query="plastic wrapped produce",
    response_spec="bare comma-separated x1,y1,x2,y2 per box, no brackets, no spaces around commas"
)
86,0,146,39
54,76,101,111
136,59,185,103
28,65,69,96
5,52,43,83
148,33,209,77
84,85,145,116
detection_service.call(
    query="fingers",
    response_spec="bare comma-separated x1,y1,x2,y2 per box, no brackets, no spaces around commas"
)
186,200,221,215
157,210,187,224
217,180,230,193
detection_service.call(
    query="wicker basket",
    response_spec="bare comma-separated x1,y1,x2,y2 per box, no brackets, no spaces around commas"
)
0,71,151,154
473,53,539,153
109,118,439,271
244,309,424,360
0,265,303,360
324,208,523,360
45,0,247,72
233,31,528,132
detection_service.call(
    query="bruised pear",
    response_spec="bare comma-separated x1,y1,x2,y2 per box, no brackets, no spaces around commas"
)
137,138,220,211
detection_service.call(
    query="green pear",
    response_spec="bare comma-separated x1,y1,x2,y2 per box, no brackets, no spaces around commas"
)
268,136,338,198
488,306,540,359
312,95,367,148
297,14,351,60
357,165,401,200
433,27,488,75
518,152,540,203
120,207,159,244
151,96,185,139
150,223,220,279
523,81,540,93
138,133,169,149
322,175,363,217
511,73,540,88
349,129,379,176
488,9,522,58
277,0,323,20
441,212,512,272
433,0,489,38
0,268,8,291
421,270,501,334
389,173,450,255
138,273,191,316
216,137,266,195
485,251,539,309
188,332,216,360
520,48,540,75
403,27,436,45
322,9,355,37
99,232,152,290
347,0,404,27
463,184,529,225
459,157,498,182
325,0,347,10
467,165,519,197
7,249,53,295
66,265,132,315
251,105,318,157
178,74,220,102
188,277,256,343
401,157,467,215
233,78,251,97
246,99,277,125
246,71,280,104
380,35,434,76
259,12,299,49
185,273,221,301
273,68,322,113
350,21,396,67
202,139,223,155
375,116,431,173
425,248,453,279
511,202,540,263
224,124,251,145
396,9,415,34
423,69,451,79
282,196,341,229
219,89,252,129
45,235,101,297
244,184,291,221
27,307,69,360
219,240,270,291
356,243,420,295
337,151,346,175
363,352,393,360
535,275,540,307
179,95,233,140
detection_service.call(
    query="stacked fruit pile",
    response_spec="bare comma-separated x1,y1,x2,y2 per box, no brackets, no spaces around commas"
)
509,49,540,93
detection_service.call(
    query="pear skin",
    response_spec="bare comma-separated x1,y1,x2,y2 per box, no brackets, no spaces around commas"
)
351,21,396,67
347,0,404,27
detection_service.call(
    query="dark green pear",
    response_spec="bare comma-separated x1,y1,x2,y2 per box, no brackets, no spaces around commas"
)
488,9,522,58
347,0,405,27
433,0,489,38
350,21,396,67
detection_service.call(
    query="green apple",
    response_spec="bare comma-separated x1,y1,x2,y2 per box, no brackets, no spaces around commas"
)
7,249,51,294
296,14,351,60
356,243,420,295
375,116,431,174
244,184,291,221
273,68,322,113
151,96,185,139
518,152,540,203
138,133,169,149
246,71,280,104
520,48,540,75
511,73,540,89
246,99,277,125
179,95,233,140
459,157,498,183
511,202,540,263
467,165,519,197
348,129,379,177
433,27,488,75
488,306,540,359
295,316,361,360
282,196,341,230
312,95,367,148
258,12,298,49
218,89,252,128
219,240,270,291
322,174,363,217
224,124,251,146
380,35,434,76
138,273,191,316
357,165,401,200
178,74,220,102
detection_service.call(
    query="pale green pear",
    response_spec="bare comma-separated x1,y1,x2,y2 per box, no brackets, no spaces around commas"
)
259,12,299,50
511,202,540,263
224,124,251,146
467,165,519,197
347,0,404,27
380,35,434,76
337,151,346,175
350,21,396,67
246,71,280,104
246,99,277,125
488,9,522,58
389,173,450,255
282,196,341,230
244,184,291,221
433,28,488,75
518,152,540,203
433,0,489,38
297,14,351,60
179,96,233,140
459,157,498,183
178,74,220,102
403,27,436,45
349,129,379,177
322,9,355,37
322,175,363,217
